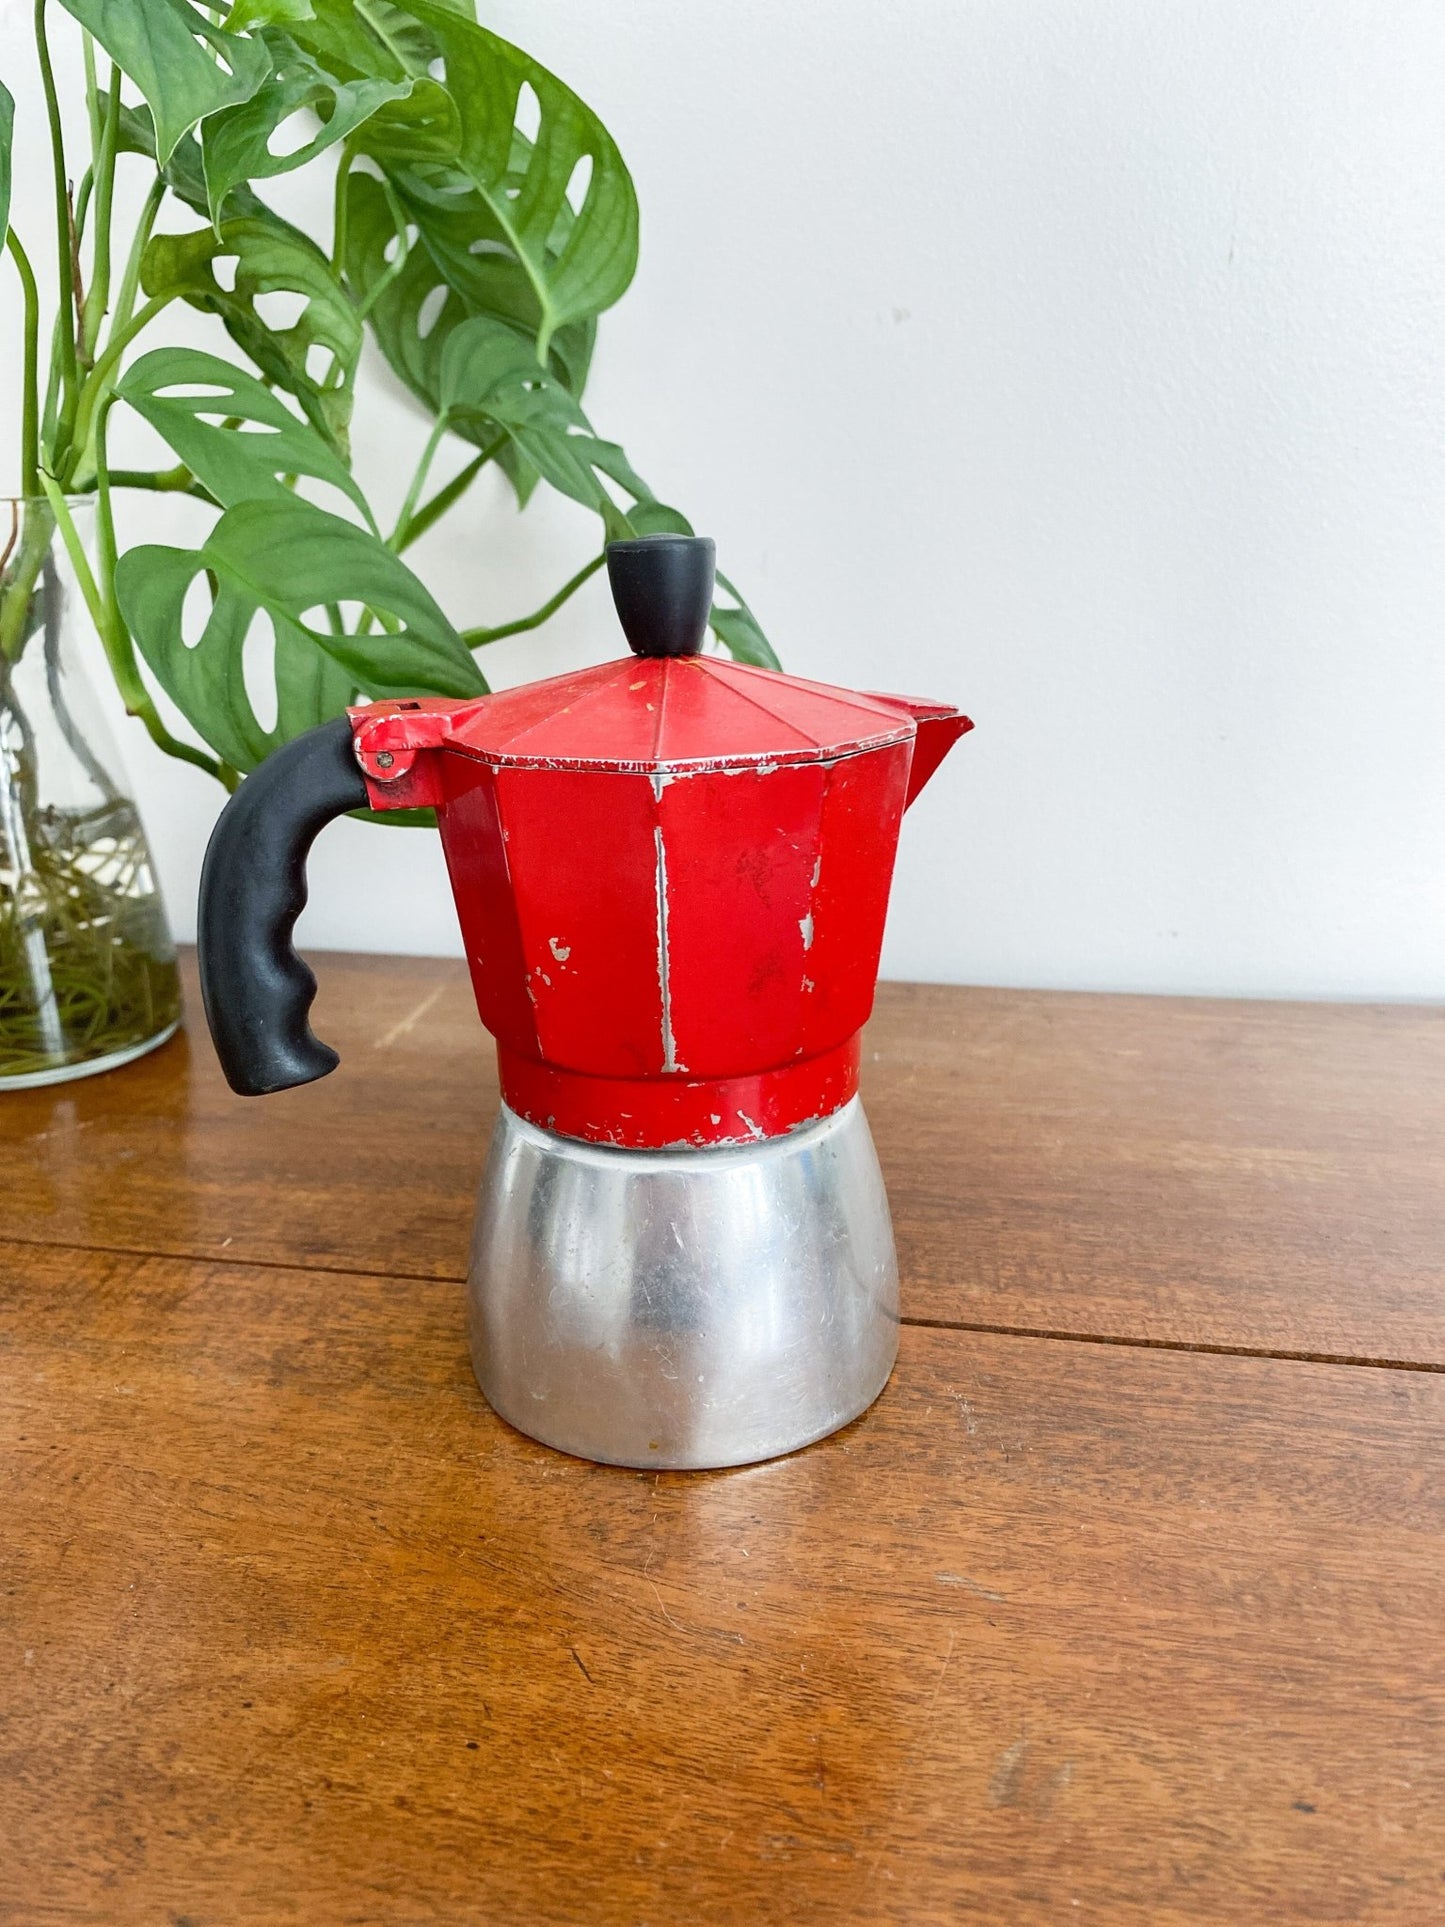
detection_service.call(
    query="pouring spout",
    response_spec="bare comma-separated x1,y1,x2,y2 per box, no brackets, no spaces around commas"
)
867,693,974,807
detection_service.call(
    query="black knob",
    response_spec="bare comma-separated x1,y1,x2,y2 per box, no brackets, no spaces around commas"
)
607,534,715,658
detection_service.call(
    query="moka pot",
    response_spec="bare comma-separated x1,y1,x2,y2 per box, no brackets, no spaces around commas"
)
196,536,971,1468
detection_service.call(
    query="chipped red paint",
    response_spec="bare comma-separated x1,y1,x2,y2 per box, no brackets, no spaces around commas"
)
350,655,970,1149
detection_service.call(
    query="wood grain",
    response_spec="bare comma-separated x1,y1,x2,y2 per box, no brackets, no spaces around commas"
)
872,981,1445,1366
1,1237,1441,1925
2,954,1442,1363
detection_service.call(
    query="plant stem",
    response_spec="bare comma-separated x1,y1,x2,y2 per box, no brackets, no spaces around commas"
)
80,65,122,363
43,536,119,804
38,474,223,781
389,416,450,549
93,396,119,625
0,500,56,665
399,441,501,551
330,144,351,276
461,552,605,649
72,167,93,244
63,293,175,487
112,174,164,335
41,316,62,455
37,478,104,636
65,182,87,354
82,31,102,154
6,232,41,498
36,0,79,455
356,433,505,635
108,466,216,504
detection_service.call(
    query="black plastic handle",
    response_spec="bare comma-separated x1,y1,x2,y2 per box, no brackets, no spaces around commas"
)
197,716,369,1096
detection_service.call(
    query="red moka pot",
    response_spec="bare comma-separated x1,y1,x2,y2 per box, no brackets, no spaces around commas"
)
198,537,971,1468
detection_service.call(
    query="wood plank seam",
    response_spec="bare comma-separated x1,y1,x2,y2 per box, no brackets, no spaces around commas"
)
8,957,1442,1366
902,1314,1445,1374
2,1268,1441,1925
3,1228,1435,1378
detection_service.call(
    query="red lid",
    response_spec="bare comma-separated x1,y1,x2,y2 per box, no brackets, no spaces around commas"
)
438,653,915,773
351,539,967,786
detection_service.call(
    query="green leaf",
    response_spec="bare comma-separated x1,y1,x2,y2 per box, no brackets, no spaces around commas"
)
283,0,432,95
348,81,460,164
377,163,563,336
116,347,374,523
118,544,352,772
288,0,475,86
403,2,638,346
437,315,561,411
119,103,313,241
124,154,775,682
116,498,485,771
0,79,13,254
343,172,468,401
117,106,369,436
54,0,272,165
202,34,410,222
341,126,601,502
435,318,766,644
142,217,361,448
118,103,250,222
628,500,694,538
224,0,316,28
437,315,654,539
710,574,781,670
342,167,591,509
346,169,595,387
371,0,477,43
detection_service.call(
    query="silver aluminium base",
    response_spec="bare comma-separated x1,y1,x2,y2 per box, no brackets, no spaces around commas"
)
468,1096,899,1470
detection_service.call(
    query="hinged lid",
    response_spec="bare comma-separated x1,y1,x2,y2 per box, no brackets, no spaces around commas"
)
351,536,959,776
437,652,916,773
461,535,918,771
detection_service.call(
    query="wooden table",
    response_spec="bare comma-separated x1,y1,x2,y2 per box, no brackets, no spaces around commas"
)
2,955,1441,1924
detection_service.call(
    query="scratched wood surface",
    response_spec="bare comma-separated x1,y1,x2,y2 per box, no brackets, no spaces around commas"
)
4,953,1443,1363
1,1236,1441,1926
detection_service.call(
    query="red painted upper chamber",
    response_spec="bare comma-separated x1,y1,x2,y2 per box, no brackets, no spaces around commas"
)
351,653,971,1149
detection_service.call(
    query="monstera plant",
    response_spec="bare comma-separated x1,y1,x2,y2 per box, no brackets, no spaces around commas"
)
1,0,772,781
0,0,771,1083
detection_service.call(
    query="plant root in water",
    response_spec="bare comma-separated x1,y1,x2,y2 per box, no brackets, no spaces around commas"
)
0,798,180,1079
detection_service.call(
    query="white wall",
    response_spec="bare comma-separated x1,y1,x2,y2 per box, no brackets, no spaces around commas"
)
3,0,1443,997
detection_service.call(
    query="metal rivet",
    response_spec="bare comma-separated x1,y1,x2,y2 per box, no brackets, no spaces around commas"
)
375,751,395,769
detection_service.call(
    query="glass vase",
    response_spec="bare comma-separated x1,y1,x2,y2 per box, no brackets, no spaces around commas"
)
0,497,181,1088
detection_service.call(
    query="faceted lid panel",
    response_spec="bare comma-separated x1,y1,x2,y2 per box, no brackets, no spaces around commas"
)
445,653,915,773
